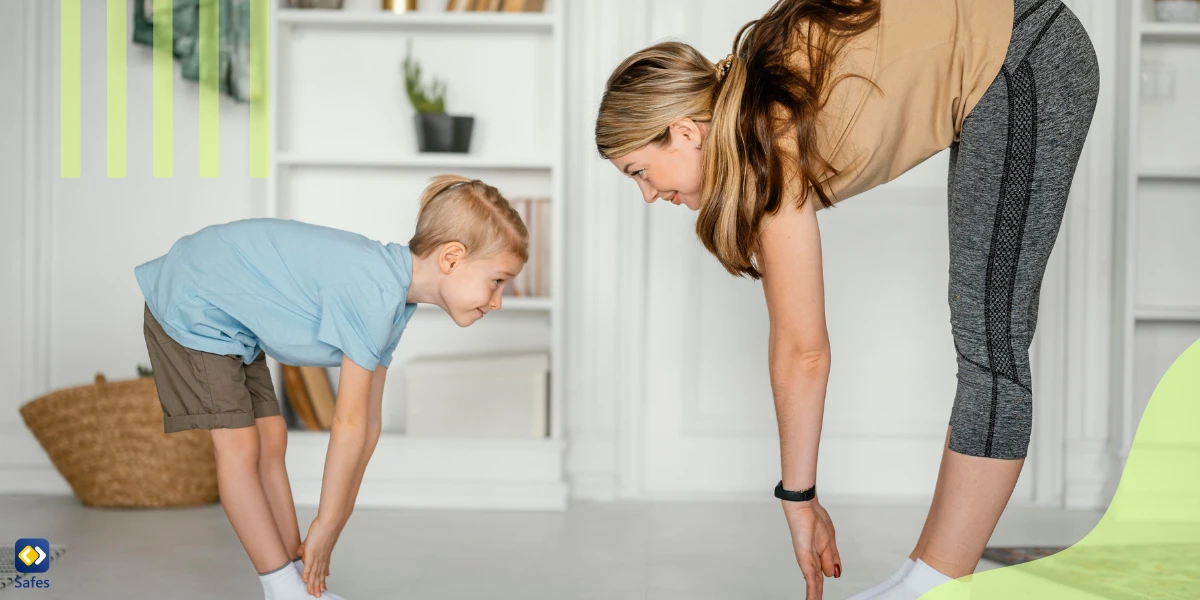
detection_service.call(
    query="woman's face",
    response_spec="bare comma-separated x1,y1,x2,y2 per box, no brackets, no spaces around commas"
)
609,119,707,211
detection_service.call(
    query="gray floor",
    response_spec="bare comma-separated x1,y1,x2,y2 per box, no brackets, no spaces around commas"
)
0,494,1102,599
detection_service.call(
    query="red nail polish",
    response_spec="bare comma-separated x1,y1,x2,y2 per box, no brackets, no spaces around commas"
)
834,565,841,578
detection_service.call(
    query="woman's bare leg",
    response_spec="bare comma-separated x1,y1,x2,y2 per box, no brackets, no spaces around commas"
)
910,426,1024,578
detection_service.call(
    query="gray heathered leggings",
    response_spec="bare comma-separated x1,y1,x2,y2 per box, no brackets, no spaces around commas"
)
946,0,1099,459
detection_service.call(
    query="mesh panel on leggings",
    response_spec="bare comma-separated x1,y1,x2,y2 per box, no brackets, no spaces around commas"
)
983,61,1037,456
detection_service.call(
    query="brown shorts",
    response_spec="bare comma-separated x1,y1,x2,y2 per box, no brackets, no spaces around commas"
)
142,303,281,433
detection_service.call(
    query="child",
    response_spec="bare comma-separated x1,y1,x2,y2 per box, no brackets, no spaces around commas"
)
135,175,528,599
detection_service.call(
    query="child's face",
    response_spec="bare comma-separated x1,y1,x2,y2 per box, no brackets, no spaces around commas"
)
442,250,525,327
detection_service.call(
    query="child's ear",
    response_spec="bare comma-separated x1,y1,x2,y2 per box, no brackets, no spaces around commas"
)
438,242,467,274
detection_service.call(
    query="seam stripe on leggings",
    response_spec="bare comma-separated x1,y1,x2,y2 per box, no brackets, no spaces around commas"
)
982,6,1064,457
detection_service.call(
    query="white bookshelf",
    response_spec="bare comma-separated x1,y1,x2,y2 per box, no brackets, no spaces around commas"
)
277,8,555,31
1137,165,1200,180
1113,1,1200,456
277,152,553,170
267,0,566,510
1140,21,1200,39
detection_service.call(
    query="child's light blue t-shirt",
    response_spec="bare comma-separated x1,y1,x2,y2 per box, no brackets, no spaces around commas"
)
135,218,418,371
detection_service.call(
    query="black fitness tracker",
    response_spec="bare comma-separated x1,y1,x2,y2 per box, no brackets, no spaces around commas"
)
774,480,816,502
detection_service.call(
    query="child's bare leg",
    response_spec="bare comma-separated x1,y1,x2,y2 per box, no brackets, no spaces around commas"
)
211,426,291,573
256,415,302,560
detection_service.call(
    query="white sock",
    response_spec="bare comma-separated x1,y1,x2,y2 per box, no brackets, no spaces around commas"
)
845,558,915,600
870,559,960,600
259,560,307,600
291,557,347,600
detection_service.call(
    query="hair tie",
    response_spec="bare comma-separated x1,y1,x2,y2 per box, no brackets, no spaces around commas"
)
715,53,736,81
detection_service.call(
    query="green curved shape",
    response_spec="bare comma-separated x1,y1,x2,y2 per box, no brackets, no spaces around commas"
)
923,338,1200,599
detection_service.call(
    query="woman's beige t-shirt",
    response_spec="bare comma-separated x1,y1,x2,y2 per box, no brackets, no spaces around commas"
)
791,0,1015,204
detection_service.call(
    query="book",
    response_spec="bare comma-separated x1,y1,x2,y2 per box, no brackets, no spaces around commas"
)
299,366,336,430
504,197,551,299
282,365,320,431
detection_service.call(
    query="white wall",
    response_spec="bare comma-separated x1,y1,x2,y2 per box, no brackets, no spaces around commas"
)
0,0,259,490
0,1,27,416
53,0,259,387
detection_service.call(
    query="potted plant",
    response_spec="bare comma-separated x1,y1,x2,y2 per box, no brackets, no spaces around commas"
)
404,42,474,153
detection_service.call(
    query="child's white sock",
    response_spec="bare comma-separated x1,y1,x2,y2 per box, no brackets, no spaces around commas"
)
259,560,306,600
869,559,961,600
291,557,346,600
844,558,915,600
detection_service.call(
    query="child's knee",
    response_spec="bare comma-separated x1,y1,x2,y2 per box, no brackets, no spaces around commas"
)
211,426,261,467
258,429,288,466
256,417,289,466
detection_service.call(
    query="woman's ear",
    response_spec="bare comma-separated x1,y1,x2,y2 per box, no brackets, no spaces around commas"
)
672,118,705,149
438,242,467,274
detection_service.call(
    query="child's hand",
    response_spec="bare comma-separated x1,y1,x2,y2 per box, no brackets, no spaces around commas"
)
300,516,338,597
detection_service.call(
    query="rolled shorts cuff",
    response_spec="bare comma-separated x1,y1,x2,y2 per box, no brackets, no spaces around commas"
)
252,399,282,419
164,412,256,433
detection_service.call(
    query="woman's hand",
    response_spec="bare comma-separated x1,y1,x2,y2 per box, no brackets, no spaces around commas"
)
782,498,841,599
300,515,339,597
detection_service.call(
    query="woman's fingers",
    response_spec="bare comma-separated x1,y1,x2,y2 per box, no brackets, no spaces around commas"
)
801,555,824,599
820,543,837,578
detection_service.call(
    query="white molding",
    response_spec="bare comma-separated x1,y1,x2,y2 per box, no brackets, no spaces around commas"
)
566,436,618,500
3,0,61,491
19,0,54,411
285,433,568,510
0,424,71,496
289,480,568,511
562,0,653,500
1064,439,1117,509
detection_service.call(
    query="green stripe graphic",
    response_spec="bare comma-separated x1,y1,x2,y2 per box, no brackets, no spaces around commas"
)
199,0,219,178
153,0,173,178
250,0,270,178
107,0,127,178
60,0,80,179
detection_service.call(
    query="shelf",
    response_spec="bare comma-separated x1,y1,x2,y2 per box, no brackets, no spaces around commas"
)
413,297,552,314
1139,166,1200,180
277,152,553,171
1141,22,1200,40
1135,305,1200,322
277,9,555,33
500,296,552,311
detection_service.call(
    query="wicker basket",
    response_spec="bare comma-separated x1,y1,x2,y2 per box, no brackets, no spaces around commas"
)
19,374,219,508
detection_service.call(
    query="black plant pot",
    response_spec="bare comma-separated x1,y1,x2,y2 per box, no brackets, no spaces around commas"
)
414,114,474,153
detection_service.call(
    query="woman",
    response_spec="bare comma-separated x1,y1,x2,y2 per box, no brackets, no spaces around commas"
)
595,0,1098,598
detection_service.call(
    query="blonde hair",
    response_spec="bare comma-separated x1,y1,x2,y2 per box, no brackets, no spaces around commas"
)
408,175,529,262
595,0,879,279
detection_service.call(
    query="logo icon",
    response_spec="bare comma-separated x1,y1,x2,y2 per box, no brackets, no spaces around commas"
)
14,539,50,574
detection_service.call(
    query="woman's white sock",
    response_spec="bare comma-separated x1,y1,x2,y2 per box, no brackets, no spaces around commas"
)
869,558,961,600
844,558,915,600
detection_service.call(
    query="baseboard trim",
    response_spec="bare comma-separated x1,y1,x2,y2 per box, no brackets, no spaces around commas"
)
1065,439,1118,510
289,478,569,511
